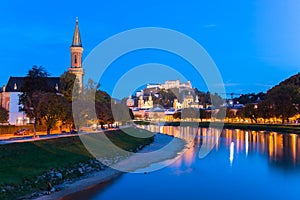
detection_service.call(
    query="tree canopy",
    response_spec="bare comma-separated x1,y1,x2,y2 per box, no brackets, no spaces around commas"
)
60,71,79,102
265,84,299,123
19,66,53,136
0,107,8,123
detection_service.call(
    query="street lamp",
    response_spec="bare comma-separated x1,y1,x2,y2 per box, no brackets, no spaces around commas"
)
229,100,233,107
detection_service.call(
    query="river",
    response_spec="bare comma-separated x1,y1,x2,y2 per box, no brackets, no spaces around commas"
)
90,125,300,200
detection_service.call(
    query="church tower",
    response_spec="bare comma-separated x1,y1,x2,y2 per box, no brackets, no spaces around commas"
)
68,18,84,90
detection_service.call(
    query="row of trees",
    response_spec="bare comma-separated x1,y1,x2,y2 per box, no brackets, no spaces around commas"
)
19,66,76,136
231,74,300,123
171,72,300,123
235,84,300,123
15,66,300,133
19,66,131,136
172,84,300,124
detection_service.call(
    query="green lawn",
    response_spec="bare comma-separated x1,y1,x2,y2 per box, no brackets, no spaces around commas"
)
0,127,154,199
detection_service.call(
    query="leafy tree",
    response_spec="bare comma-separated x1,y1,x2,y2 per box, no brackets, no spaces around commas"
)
226,108,236,119
111,103,134,123
258,100,274,123
60,100,74,131
279,72,300,87
95,89,114,127
0,106,8,123
236,108,245,121
233,92,265,105
72,79,97,131
200,109,211,122
59,71,81,130
173,111,181,119
211,93,224,108
243,104,259,123
235,104,258,123
19,66,53,137
215,107,232,120
60,71,80,102
72,94,91,132
40,93,67,135
266,85,299,123
153,88,177,108
196,91,213,108
172,109,208,121
72,79,115,131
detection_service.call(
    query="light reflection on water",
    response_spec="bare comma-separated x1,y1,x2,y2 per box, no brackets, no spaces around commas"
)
145,125,300,168
91,126,300,200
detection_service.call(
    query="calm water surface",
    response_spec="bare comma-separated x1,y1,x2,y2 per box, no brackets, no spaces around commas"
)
91,126,300,200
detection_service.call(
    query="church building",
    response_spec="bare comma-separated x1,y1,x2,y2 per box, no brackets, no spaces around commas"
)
0,19,84,125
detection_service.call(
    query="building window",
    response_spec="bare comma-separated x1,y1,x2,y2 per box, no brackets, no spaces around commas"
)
74,55,77,64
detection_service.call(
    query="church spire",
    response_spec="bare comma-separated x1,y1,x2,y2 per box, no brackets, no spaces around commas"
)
71,17,82,47
68,18,84,91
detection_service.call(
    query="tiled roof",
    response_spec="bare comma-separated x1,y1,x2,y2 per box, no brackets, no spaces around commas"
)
4,76,60,92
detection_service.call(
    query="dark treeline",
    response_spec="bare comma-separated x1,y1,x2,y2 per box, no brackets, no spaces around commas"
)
1,67,299,132
173,73,300,124
16,65,133,135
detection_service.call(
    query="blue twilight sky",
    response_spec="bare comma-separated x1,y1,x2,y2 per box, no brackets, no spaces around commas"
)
0,0,299,98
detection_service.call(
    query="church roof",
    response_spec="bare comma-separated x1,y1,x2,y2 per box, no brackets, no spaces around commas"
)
71,18,82,47
4,76,60,92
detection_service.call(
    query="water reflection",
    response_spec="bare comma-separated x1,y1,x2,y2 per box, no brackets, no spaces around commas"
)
229,142,234,166
91,126,300,200
141,125,300,169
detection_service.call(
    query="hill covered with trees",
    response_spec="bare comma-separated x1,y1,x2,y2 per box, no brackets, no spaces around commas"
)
234,72,300,124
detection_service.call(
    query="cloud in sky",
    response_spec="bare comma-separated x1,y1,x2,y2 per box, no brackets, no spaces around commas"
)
214,82,240,87
203,24,217,28
255,83,274,89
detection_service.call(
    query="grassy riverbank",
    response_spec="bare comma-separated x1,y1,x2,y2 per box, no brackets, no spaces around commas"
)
0,127,154,200
135,121,300,134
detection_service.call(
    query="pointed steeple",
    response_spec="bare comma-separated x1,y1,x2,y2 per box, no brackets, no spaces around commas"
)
71,17,82,47
68,18,84,92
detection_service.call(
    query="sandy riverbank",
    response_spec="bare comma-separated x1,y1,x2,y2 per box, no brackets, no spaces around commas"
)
35,133,186,200
35,168,122,200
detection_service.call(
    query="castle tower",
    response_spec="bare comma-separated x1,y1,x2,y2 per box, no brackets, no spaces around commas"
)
148,94,153,108
126,95,135,107
68,18,84,90
138,95,144,108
